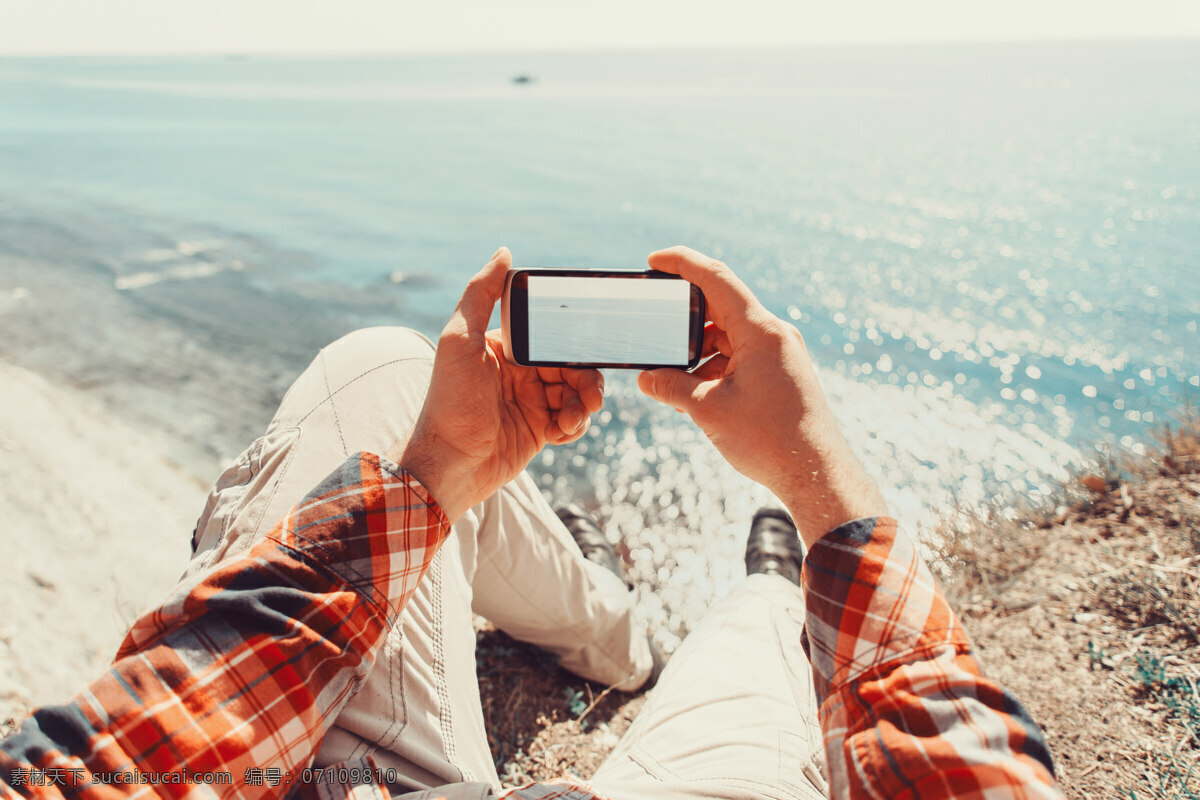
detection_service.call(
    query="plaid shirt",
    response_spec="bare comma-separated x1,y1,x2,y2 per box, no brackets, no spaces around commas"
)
0,453,1062,800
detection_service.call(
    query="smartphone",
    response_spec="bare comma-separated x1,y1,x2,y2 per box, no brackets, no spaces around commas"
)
501,268,706,369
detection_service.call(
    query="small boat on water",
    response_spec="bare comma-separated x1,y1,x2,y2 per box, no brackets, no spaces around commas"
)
512,74,536,85
560,304,568,309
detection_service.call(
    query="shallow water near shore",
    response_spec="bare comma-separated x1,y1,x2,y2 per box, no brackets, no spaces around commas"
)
2,41,1197,647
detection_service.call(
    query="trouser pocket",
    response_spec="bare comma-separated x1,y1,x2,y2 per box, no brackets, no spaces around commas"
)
185,426,301,578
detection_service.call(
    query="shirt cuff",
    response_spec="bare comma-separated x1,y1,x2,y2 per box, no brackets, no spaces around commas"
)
801,516,972,701
266,452,452,623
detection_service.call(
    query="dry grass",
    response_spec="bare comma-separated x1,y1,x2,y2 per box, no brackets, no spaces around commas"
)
1156,402,1200,482
926,409,1200,799
474,623,645,786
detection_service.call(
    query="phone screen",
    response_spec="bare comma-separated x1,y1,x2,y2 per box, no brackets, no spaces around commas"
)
527,275,693,366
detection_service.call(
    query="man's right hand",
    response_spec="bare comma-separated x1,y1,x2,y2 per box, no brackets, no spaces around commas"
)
637,246,887,548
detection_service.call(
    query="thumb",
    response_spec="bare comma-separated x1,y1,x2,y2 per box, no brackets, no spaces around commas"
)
454,247,512,335
638,368,703,412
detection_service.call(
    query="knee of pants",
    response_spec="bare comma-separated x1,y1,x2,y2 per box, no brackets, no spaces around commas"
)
321,326,437,365
298,327,438,406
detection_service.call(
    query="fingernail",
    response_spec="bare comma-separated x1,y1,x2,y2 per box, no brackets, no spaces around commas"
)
491,247,504,259
598,374,605,395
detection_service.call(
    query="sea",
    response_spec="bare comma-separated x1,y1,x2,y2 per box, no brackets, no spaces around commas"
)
2,41,1197,642
528,296,691,365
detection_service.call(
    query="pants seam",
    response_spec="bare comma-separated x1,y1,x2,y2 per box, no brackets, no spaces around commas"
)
318,348,350,458
239,427,301,554
197,439,258,569
295,355,433,429
220,438,258,547
431,552,465,781
625,744,814,800
380,626,406,752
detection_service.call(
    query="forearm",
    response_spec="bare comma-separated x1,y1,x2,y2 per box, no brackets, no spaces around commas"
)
777,421,890,550
803,518,1063,799
0,453,450,796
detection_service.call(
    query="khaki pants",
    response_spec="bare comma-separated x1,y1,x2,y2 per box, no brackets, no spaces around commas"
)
184,327,826,800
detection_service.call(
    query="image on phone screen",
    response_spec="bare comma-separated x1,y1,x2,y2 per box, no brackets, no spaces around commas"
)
526,275,692,365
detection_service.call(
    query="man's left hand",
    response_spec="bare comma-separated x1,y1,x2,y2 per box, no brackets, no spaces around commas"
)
392,247,604,521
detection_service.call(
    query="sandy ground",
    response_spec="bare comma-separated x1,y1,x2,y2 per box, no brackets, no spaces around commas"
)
0,361,207,726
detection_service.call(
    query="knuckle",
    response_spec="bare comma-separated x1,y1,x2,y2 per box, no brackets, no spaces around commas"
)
760,319,801,351
705,257,731,276
442,313,466,335
756,313,787,336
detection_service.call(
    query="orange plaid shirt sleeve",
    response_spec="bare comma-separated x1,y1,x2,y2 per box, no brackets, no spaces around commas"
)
801,517,1063,799
0,454,1063,800
0,452,449,800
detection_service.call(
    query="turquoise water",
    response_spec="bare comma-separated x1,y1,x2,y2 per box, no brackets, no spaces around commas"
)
1,42,1197,526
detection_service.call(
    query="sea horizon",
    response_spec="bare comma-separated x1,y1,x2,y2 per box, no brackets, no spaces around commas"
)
4,35,1198,59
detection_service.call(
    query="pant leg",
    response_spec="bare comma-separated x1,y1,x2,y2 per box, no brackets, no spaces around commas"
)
588,574,829,800
471,474,652,692
184,326,648,792
184,327,495,791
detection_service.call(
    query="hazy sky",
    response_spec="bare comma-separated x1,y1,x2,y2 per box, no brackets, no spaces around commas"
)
2,0,1198,56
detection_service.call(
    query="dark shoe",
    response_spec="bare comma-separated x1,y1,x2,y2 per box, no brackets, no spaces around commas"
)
555,503,632,589
643,635,668,691
745,507,805,587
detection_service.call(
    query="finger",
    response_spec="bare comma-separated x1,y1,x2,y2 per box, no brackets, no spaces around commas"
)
637,367,704,412
452,247,512,335
548,395,589,442
647,246,758,330
545,382,565,409
546,413,590,445
536,366,564,385
512,366,556,428
692,353,730,381
561,368,604,413
560,393,589,433
701,323,731,358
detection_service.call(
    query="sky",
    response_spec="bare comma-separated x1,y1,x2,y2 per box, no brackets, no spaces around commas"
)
1,0,1198,56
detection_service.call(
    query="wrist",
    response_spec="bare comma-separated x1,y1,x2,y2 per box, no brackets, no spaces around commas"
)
783,487,889,550
775,439,888,550
388,432,476,523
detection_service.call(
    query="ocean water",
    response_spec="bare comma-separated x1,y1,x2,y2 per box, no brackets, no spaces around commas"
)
2,42,1197,644
529,296,691,365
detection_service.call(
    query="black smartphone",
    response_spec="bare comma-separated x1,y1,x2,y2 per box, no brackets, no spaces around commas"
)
501,268,706,369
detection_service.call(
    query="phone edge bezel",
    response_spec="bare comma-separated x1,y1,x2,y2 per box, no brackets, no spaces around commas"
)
504,268,706,371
